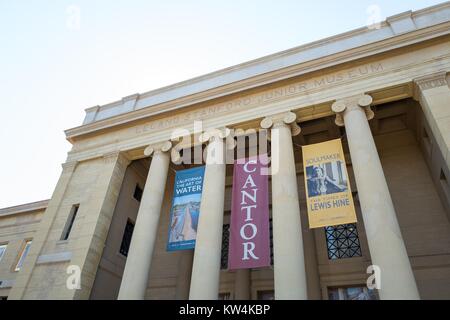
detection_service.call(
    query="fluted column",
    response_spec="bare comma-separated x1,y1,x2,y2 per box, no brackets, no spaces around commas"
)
189,129,228,300
118,141,172,300
260,112,307,300
332,94,420,300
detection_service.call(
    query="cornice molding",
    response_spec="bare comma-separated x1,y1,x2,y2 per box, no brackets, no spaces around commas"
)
0,200,50,217
65,4,450,141
64,54,450,164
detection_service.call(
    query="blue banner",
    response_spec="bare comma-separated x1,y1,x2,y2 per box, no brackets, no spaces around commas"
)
167,166,205,251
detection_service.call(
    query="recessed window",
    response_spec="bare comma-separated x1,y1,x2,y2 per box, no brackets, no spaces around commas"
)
133,184,143,202
0,244,7,262
257,290,275,300
218,292,231,300
15,240,32,272
325,223,362,260
440,169,448,185
422,127,432,156
423,127,429,139
61,205,79,241
440,169,450,198
119,219,135,257
328,286,378,300
221,219,274,269
269,218,273,266
220,224,230,270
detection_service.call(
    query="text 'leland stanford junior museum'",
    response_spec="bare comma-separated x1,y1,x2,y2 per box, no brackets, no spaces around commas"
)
1,2,450,300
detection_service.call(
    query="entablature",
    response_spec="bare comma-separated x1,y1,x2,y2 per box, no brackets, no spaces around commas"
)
66,3,450,142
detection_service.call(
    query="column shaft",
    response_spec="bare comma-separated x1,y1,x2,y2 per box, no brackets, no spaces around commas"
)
340,97,420,300
270,121,307,300
118,149,170,300
234,269,251,300
189,136,227,300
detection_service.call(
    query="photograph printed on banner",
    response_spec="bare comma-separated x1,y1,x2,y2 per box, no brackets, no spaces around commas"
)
306,160,348,197
169,194,200,243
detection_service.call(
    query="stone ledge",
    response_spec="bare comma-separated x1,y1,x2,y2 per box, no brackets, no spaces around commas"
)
0,279,15,289
0,200,49,217
36,252,72,265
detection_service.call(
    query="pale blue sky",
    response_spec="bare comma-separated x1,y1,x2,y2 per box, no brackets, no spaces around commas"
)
0,0,444,208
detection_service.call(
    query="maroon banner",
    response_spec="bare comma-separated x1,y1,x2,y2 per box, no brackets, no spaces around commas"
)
228,155,271,270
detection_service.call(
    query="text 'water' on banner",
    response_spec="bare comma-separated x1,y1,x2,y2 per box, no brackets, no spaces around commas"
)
167,166,205,251
228,155,271,270
302,139,357,228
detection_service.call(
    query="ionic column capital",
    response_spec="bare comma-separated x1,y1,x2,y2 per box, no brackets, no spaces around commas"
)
198,127,231,143
198,128,233,162
260,111,301,136
331,94,374,126
144,141,172,157
413,71,448,99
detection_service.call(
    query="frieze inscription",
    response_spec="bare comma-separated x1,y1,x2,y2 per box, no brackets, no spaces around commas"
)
135,63,384,134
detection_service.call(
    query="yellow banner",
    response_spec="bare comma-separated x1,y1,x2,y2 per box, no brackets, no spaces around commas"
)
302,138,357,228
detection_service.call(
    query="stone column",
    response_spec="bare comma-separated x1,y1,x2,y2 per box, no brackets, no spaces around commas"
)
118,141,172,300
260,112,308,300
175,250,194,300
234,269,251,300
414,72,450,171
332,94,420,300
189,129,228,300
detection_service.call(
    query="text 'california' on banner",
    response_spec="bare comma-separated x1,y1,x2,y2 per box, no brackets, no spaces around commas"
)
167,166,205,251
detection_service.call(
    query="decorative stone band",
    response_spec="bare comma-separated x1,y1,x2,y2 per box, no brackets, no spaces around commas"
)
101,151,131,172
413,71,449,99
260,111,301,136
331,94,374,127
61,160,78,172
0,279,15,289
36,251,73,265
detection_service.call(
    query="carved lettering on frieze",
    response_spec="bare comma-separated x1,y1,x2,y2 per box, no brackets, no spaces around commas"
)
134,62,384,135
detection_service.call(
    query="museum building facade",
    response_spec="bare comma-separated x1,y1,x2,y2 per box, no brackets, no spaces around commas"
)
1,2,450,300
